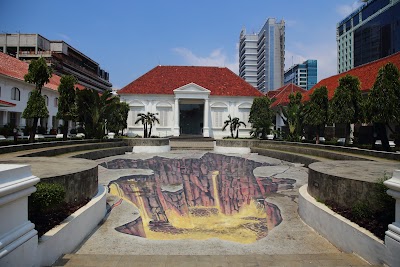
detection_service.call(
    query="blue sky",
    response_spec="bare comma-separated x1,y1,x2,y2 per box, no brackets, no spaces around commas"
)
0,0,363,89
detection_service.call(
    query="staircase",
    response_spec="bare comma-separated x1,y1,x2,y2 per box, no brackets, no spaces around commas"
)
169,136,215,151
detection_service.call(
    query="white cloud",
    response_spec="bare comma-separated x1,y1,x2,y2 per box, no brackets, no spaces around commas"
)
57,33,71,41
173,47,239,74
336,1,364,17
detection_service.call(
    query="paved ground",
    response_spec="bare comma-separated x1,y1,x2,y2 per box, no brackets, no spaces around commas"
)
76,151,349,257
54,253,373,266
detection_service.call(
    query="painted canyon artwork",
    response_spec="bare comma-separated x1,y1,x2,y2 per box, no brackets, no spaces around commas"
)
102,153,295,244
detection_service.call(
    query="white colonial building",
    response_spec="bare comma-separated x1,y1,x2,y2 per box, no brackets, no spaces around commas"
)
0,52,78,132
118,66,263,139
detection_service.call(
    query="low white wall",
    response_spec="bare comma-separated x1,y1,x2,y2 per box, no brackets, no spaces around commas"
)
213,145,251,154
37,185,106,267
298,185,387,265
132,145,170,153
0,164,40,267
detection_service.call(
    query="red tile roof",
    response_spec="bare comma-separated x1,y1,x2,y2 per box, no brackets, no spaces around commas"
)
266,83,307,108
0,52,84,91
303,51,400,102
0,99,16,107
118,66,264,97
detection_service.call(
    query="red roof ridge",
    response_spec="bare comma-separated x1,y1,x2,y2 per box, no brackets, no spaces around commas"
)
303,51,400,103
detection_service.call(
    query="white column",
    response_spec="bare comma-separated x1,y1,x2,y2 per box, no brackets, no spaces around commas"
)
203,98,210,137
173,98,180,136
384,170,400,267
2,111,8,127
0,164,40,267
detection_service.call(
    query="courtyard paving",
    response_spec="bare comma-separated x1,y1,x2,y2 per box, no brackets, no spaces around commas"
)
72,151,369,263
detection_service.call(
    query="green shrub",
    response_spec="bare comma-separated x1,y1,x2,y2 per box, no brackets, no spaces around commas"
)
352,201,370,219
30,183,65,212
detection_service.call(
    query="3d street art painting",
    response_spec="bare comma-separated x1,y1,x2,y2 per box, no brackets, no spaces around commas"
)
102,153,295,244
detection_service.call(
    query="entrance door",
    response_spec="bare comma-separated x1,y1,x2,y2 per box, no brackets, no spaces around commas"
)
180,104,204,135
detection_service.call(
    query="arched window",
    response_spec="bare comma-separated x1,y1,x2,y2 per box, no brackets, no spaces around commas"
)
54,97,58,107
11,87,20,101
43,95,49,106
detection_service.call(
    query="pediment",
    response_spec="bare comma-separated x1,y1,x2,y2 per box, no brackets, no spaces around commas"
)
173,83,211,94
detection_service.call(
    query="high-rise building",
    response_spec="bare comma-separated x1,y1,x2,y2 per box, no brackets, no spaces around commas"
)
0,33,112,92
337,0,400,73
284,60,317,91
239,18,285,93
239,29,258,88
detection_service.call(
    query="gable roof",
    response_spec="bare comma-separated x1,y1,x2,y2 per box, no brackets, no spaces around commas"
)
0,52,83,91
118,66,263,97
266,83,307,108
303,51,400,102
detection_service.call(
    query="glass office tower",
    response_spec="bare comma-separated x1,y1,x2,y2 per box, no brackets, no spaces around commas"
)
337,0,400,73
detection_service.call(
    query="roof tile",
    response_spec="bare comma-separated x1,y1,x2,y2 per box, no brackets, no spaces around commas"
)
118,66,263,97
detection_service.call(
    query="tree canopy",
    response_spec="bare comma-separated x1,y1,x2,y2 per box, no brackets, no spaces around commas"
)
365,62,400,150
366,62,400,125
106,99,129,135
76,89,118,139
24,57,53,93
329,74,363,124
57,75,78,140
303,86,328,143
249,96,274,139
281,92,304,141
23,57,52,142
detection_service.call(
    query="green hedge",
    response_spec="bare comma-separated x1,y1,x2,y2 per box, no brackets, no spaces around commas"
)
29,183,65,213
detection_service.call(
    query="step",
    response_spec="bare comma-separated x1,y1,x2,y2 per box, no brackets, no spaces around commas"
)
53,253,374,267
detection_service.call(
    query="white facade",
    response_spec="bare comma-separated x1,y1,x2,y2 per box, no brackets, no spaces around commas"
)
120,83,255,139
0,74,61,131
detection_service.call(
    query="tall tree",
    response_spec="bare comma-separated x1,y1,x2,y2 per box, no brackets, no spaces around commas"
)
222,115,235,138
365,62,400,151
135,113,148,138
106,99,129,135
57,75,78,140
76,89,117,139
281,92,304,141
329,74,363,144
303,86,329,144
249,96,274,139
134,112,159,138
146,112,159,138
23,57,53,142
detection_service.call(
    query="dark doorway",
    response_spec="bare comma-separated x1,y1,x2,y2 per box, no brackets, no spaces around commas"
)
180,104,204,135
